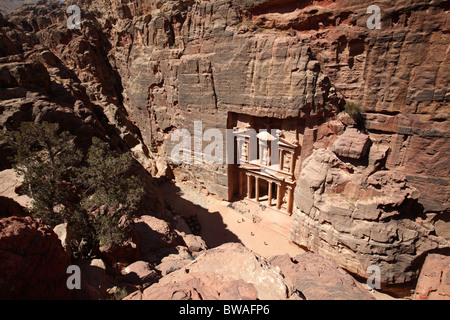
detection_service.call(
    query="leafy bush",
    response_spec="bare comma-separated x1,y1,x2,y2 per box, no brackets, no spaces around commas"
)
343,101,365,129
1,122,82,225
1,122,144,257
78,137,144,248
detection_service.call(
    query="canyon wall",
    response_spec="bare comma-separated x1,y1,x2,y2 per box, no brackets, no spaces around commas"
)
82,0,448,290
1,0,448,292
76,0,448,214
82,0,342,199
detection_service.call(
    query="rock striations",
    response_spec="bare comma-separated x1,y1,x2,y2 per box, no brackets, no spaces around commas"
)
125,242,374,300
0,0,448,299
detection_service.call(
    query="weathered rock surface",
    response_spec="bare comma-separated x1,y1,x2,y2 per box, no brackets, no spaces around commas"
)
0,196,27,218
125,272,260,300
70,0,450,216
0,0,447,210
53,222,72,257
155,246,194,276
0,0,448,299
0,216,72,299
330,127,371,160
132,215,184,259
269,253,374,300
119,260,159,288
0,0,167,221
125,243,293,300
80,0,343,200
414,253,450,300
178,231,208,253
290,145,448,292
99,240,140,266
236,0,448,120
125,242,380,300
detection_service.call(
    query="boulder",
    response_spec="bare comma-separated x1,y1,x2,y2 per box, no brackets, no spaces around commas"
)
177,231,208,253
414,253,450,300
76,258,129,300
132,215,184,258
53,222,72,257
155,246,194,276
99,240,140,266
330,128,371,160
119,260,160,288
126,243,294,300
269,253,374,300
0,216,72,299
125,272,259,300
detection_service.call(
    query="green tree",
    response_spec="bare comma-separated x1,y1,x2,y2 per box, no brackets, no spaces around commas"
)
1,121,82,226
78,137,144,248
1,123,145,256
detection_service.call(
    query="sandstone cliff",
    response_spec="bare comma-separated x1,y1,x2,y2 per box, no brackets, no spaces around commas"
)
71,0,449,215
0,0,448,298
74,0,448,291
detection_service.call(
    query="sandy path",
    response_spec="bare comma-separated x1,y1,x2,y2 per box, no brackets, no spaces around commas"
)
161,181,306,259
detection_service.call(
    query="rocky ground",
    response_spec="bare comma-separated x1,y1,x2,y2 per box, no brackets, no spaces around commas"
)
0,0,448,300
0,188,377,300
159,180,305,258
0,170,439,300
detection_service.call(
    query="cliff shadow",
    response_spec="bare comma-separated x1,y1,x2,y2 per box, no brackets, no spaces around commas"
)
159,181,242,249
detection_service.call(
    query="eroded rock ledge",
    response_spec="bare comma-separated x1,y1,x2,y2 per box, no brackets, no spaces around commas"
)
290,127,448,294
125,242,374,300
0,0,448,299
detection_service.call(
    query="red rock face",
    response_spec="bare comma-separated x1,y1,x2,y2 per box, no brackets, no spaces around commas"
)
290,146,447,293
2,1,446,213
0,216,72,299
414,253,450,300
244,0,448,115
0,0,448,296
78,0,449,215
269,252,374,300
125,242,374,300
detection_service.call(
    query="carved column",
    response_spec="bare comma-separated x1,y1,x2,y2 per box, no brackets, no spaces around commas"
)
246,174,252,199
289,152,295,174
255,176,260,202
239,171,245,197
279,149,284,171
268,181,273,206
287,185,294,214
276,183,282,210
